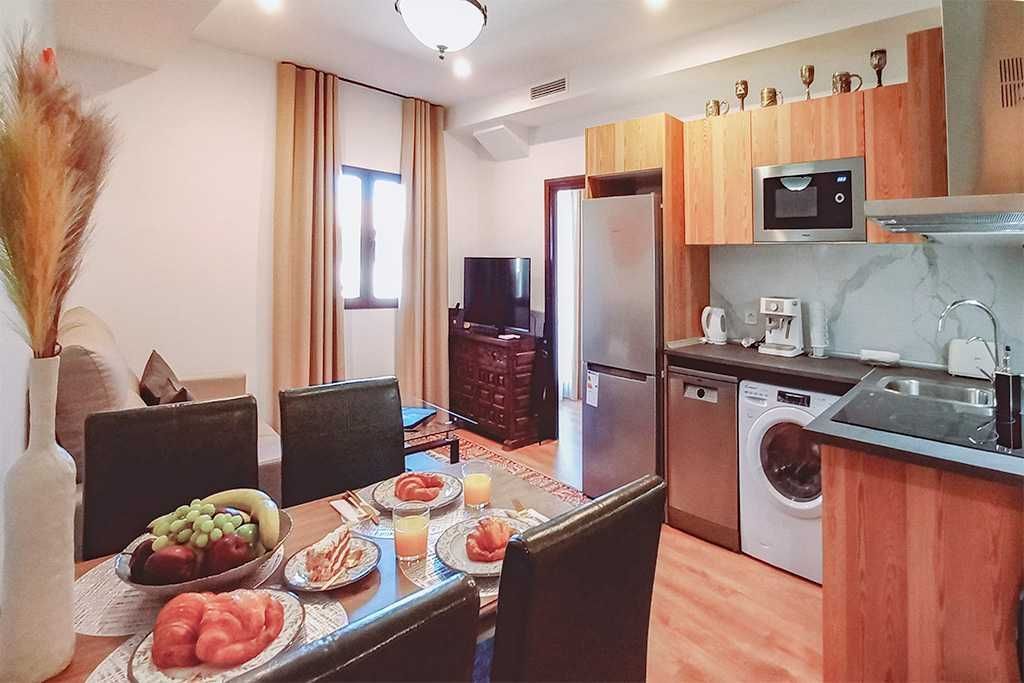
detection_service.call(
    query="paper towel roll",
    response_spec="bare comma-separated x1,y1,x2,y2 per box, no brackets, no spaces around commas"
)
808,301,829,357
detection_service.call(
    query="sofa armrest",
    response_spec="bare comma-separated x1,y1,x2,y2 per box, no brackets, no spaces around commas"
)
182,373,247,401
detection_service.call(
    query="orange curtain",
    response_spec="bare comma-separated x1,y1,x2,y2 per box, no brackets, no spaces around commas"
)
396,98,448,405
272,63,344,420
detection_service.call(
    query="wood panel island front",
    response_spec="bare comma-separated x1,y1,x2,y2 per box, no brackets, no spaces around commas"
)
807,373,1024,682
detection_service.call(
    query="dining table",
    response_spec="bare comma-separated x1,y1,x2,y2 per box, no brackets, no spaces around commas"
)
54,452,575,682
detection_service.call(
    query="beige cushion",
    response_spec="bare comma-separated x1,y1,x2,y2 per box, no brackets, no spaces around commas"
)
57,307,146,481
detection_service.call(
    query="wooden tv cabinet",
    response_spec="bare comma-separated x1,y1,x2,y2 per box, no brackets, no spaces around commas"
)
449,327,538,450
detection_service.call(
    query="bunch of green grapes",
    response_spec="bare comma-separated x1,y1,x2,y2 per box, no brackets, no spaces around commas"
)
151,499,259,551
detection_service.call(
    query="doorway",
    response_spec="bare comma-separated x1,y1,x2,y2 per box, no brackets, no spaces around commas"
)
543,175,585,443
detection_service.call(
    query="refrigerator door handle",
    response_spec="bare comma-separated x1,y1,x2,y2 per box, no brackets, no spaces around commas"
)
586,363,650,383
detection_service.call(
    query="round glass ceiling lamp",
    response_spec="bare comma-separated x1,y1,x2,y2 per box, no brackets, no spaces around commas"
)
395,0,487,59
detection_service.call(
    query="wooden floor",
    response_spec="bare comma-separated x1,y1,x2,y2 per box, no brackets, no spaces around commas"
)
459,399,823,681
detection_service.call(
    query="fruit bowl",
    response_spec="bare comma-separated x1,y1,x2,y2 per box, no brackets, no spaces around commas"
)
114,510,292,598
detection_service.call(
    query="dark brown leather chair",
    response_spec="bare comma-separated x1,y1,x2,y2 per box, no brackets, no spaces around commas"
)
488,474,667,682
82,396,259,560
236,573,481,683
279,376,405,506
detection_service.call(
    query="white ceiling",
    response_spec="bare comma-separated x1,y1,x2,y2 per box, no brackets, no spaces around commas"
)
193,0,795,105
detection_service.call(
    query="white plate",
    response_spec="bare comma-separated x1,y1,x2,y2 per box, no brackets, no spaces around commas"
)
127,590,304,683
283,535,381,592
114,512,293,599
371,472,463,512
434,513,531,578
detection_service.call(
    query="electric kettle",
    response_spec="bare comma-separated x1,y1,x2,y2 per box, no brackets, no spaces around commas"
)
701,306,727,345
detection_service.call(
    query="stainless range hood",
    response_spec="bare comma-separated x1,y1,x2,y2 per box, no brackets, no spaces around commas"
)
864,0,1024,236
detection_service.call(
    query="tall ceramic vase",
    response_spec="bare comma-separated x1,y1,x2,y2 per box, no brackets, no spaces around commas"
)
1,356,76,681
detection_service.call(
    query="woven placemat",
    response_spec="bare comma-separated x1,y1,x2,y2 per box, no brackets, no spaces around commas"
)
73,547,284,637
400,553,501,600
85,591,348,683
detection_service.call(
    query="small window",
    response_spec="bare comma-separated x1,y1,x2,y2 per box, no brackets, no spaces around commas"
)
339,165,404,309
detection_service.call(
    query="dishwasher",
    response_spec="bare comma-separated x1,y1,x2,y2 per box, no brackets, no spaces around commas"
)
665,367,739,551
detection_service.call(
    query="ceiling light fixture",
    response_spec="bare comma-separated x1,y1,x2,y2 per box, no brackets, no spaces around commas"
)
453,57,472,79
644,0,668,10
395,0,487,60
256,0,282,13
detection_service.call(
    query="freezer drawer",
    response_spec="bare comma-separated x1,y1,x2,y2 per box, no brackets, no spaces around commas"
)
581,194,659,375
582,365,657,498
665,367,739,551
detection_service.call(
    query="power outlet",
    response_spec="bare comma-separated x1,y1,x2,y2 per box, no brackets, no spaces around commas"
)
744,311,758,325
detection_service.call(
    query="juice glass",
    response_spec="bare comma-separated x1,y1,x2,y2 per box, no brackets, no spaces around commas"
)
393,501,430,561
462,461,492,511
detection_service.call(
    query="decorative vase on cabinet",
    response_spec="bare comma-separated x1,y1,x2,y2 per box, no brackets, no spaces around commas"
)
0,356,77,681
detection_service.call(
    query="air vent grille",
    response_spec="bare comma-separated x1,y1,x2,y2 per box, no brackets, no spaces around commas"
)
999,57,1023,108
530,77,567,100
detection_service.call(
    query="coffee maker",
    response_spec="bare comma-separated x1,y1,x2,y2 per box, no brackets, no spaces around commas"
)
758,297,804,357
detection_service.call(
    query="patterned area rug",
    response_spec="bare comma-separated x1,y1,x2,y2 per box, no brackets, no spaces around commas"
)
428,438,588,506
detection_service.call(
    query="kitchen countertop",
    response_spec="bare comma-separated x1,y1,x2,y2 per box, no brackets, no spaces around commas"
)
806,366,1024,479
665,341,1024,479
664,340,870,390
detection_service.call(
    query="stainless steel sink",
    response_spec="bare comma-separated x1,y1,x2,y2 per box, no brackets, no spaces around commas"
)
877,375,995,410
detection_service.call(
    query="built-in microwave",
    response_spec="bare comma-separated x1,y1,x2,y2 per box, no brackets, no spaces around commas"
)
753,157,866,243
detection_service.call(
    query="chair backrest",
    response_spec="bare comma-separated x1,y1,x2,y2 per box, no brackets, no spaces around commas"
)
279,376,405,507
82,396,259,559
236,573,481,683
490,474,667,682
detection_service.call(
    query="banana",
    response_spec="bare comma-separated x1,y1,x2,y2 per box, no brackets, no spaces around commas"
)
200,488,280,548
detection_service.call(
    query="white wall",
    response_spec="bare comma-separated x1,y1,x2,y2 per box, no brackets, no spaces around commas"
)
445,132,483,307
1,0,56,585
68,39,277,417
447,136,584,312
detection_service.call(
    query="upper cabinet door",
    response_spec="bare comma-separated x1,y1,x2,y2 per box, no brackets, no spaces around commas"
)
585,114,666,176
750,92,865,168
683,113,753,245
864,27,947,244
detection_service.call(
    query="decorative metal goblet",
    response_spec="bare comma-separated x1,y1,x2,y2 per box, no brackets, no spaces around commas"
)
870,49,887,87
800,64,815,101
735,79,749,111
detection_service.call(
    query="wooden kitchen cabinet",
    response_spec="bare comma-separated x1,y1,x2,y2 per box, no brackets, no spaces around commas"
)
683,112,753,245
584,113,710,344
585,113,666,176
822,444,1022,682
864,27,947,244
750,92,865,167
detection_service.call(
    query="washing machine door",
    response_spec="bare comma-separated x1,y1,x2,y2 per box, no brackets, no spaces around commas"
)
745,406,822,518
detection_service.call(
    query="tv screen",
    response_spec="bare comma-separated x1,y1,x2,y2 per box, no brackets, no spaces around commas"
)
464,257,531,332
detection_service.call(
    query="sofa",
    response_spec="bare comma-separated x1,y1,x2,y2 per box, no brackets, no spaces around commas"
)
57,307,281,560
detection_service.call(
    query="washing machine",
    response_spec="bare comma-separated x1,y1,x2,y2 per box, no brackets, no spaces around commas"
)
739,380,839,584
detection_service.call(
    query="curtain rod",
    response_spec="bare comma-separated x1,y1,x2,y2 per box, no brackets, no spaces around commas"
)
281,60,438,107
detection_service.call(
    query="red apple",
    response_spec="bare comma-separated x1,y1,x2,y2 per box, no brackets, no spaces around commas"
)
204,533,253,575
144,545,198,584
129,539,156,583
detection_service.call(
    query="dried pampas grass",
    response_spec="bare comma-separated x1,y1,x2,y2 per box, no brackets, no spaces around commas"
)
0,37,113,357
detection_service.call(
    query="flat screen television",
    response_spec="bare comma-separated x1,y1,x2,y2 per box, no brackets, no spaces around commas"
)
463,257,531,333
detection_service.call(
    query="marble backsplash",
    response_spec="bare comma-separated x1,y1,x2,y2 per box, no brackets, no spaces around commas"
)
709,244,1024,367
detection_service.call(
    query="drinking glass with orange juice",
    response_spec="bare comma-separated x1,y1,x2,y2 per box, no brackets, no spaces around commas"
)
462,461,492,511
393,501,430,561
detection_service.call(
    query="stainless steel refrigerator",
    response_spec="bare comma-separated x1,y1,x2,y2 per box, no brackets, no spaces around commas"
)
581,193,660,498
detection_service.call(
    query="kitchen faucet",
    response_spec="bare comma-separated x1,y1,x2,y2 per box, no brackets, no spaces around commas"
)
937,299,1020,447
937,299,1006,374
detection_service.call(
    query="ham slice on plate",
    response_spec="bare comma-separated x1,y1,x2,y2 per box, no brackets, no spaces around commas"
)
304,525,363,584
